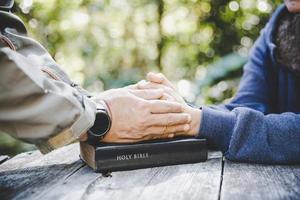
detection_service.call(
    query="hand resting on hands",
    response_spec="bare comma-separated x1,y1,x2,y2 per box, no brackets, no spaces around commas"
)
81,87,192,143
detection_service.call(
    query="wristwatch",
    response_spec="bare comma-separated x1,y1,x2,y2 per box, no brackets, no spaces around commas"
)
87,102,112,144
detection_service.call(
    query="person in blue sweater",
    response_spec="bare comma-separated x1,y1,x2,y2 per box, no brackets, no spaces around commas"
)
138,1,300,164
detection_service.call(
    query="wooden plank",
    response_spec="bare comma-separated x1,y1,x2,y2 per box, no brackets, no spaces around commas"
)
35,151,223,200
221,160,300,200
0,146,223,200
61,151,223,200
37,165,104,200
0,151,42,172
0,143,84,200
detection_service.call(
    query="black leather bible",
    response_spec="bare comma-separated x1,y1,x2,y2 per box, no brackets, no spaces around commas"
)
80,137,207,173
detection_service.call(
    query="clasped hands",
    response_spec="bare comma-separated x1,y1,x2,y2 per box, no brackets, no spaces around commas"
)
85,72,202,143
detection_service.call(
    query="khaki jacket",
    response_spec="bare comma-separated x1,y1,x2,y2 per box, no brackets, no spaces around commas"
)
0,2,96,154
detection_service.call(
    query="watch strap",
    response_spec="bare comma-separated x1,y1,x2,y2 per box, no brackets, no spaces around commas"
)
87,104,111,144
87,130,104,145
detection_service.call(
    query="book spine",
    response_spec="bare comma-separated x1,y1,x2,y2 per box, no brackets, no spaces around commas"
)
95,141,207,172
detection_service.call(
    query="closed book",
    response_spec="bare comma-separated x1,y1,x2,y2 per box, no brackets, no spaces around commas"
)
80,137,207,173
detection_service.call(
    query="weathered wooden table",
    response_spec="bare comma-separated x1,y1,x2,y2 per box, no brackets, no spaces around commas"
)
0,143,299,200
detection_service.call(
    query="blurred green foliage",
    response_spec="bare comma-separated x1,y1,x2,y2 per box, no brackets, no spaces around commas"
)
0,133,35,156
14,0,281,103
1,0,282,156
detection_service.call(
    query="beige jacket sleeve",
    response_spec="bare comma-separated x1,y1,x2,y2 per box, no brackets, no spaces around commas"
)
0,11,96,154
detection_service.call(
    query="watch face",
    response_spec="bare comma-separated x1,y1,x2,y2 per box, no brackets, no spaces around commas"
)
89,110,110,137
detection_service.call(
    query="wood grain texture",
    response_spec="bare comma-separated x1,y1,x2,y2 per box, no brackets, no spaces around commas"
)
0,143,85,200
34,151,223,200
0,144,222,200
80,155,222,200
220,160,300,200
2,143,300,200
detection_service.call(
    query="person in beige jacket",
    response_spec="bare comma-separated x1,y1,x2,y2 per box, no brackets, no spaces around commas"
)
0,1,192,154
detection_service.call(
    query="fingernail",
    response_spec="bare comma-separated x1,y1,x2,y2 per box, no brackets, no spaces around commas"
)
184,124,190,131
168,134,174,138
138,80,147,87
187,114,192,122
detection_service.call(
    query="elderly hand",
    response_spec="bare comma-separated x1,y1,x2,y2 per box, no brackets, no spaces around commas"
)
136,72,202,137
91,87,192,143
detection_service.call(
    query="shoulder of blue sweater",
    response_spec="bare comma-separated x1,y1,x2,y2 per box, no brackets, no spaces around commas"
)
270,4,286,24
264,4,286,44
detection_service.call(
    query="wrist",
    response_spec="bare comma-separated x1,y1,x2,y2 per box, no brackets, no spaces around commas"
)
186,107,202,136
85,99,112,143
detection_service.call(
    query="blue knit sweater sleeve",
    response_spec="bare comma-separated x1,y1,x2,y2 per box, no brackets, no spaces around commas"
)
199,14,300,164
200,106,300,164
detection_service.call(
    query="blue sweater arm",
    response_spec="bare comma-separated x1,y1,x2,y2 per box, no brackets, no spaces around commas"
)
196,6,300,164
199,106,300,164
